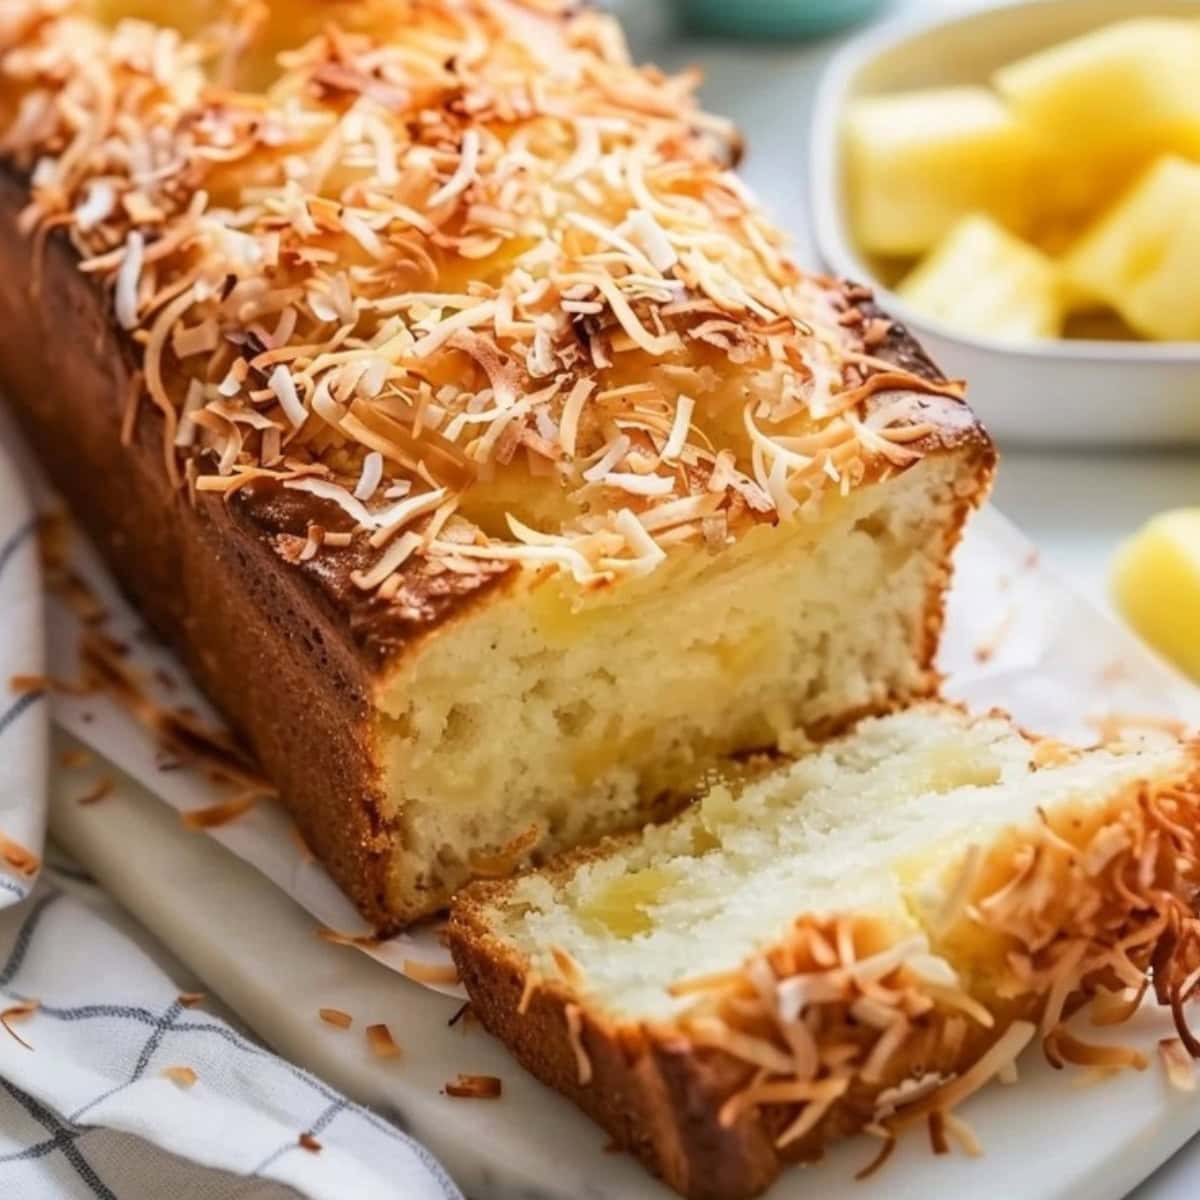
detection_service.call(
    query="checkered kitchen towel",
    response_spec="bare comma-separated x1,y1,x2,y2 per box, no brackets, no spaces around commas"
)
0,439,460,1198
0,868,463,1200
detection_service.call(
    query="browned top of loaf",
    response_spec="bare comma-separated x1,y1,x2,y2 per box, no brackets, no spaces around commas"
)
0,0,992,668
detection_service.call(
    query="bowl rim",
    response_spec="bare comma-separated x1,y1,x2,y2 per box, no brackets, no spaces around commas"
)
808,0,1200,365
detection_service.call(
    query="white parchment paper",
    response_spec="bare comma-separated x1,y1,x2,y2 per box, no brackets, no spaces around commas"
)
5,399,1198,994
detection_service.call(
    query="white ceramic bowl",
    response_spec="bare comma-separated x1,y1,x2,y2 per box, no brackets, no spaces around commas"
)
810,0,1200,447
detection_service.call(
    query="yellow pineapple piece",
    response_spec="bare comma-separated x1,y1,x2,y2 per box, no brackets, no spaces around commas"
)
897,214,1063,341
995,19,1200,160
844,87,1032,257
1112,509,1200,681
995,19,1200,245
1063,156,1200,341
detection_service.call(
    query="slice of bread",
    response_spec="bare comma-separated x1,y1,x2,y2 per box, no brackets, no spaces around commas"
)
449,706,1200,1200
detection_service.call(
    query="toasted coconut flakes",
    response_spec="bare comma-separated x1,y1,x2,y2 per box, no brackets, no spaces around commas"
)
284,479,373,528
403,959,460,985
1044,1028,1147,1072
351,532,422,591
775,1077,849,1148
319,1007,353,1030
518,972,541,1016
1090,984,1147,1027
928,1110,949,1156
163,1065,197,1088
366,1023,401,1059
601,472,673,497
180,790,259,830
623,209,678,273
1040,940,1088,1037
660,394,695,463
855,1129,897,1181
269,364,307,430
551,946,584,987
942,1111,983,1157
114,231,144,329
74,180,115,231
892,1022,1037,1128
316,926,381,950
565,1004,592,1085
932,845,982,935
1160,1038,1196,1091
688,1017,796,1075
0,832,39,878
8,674,47,695
468,823,540,878
178,992,205,1008
429,129,481,208
1,1000,38,1050
558,378,595,459
353,451,384,501
446,1073,502,1099
367,488,449,548
77,777,114,806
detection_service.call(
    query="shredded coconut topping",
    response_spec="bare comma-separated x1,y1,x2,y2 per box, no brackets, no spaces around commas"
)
656,759,1200,1160
0,0,967,598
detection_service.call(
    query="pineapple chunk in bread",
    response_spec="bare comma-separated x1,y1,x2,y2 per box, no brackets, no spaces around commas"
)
0,1,992,928
450,707,1200,1200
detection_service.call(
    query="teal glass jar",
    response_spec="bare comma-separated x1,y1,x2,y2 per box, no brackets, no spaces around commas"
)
676,0,889,39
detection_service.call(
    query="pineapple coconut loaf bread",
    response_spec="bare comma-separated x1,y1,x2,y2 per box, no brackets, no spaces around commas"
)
0,0,993,928
451,707,1200,1199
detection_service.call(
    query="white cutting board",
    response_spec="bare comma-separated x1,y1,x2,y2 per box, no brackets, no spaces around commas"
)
47,730,1200,1200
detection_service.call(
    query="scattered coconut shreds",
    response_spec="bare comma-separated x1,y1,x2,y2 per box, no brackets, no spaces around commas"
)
178,992,205,1008
162,1066,197,1088
316,926,381,950
658,764,1200,1175
76,627,268,792
180,789,260,830
366,1023,401,1060
445,1073,502,1099
0,1000,38,1051
467,824,540,879
403,960,460,986
1,2,974,601
76,776,114,806
1160,1038,1196,1092
298,1132,322,1153
0,832,39,878
8,674,46,695
565,1004,592,1086
319,1007,353,1030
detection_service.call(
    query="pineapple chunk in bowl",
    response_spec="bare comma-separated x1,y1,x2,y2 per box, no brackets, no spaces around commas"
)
811,0,1200,447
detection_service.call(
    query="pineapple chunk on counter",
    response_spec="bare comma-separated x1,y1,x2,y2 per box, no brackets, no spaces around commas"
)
994,19,1200,162
1064,157,1200,342
844,86,1031,257
1113,510,1200,681
897,214,1063,341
